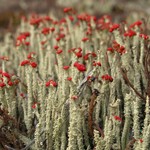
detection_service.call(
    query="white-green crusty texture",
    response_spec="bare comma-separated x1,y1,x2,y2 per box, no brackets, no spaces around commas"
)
0,12,149,150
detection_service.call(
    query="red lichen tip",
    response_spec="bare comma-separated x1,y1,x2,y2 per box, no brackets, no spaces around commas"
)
2,72,11,79
46,80,57,87
30,17,43,26
20,60,30,66
74,62,86,72
82,37,89,42
20,93,25,98
32,102,38,109
27,52,36,59
75,51,82,58
114,115,122,122
83,53,91,60
7,80,13,86
0,56,9,61
130,20,142,28
0,82,6,88
67,77,72,81
63,7,73,13
63,66,70,70
56,49,63,54
140,34,149,40
107,47,114,53
54,45,59,50
41,27,50,35
101,74,113,82
124,30,136,37
139,139,143,143
30,62,37,68
71,95,78,100
109,24,120,32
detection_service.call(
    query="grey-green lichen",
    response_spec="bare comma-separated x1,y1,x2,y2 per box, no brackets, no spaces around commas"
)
0,10,149,150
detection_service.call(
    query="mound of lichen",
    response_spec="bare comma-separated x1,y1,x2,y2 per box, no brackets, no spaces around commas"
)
0,8,150,150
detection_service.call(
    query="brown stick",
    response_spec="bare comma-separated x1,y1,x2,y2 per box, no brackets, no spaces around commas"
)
94,123,104,138
120,67,146,101
125,137,136,150
88,89,99,137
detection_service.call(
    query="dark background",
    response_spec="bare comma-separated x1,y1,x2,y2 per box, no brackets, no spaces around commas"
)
0,0,149,39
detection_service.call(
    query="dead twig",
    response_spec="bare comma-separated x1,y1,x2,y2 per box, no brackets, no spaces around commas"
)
88,89,99,137
0,107,17,128
125,137,136,150
120,67,146,101
94,123,104,138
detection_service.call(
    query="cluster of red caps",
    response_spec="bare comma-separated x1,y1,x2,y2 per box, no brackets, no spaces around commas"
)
101,74,113,82
17,8,150,103
74,62,86,72
16,32,30,47
45,80,57,87
0,70,20,88
20,52,37,68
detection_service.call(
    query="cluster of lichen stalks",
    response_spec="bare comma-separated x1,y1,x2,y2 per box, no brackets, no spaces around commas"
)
0,8,150,150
